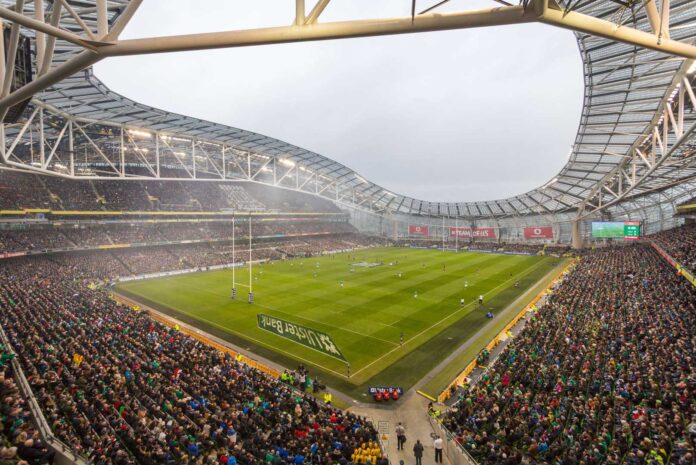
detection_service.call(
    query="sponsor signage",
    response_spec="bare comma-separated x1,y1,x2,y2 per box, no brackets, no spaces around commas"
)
257,314,346,361
408,225,429,236
368,386,404,395
523,226,553,239
448,227,497,238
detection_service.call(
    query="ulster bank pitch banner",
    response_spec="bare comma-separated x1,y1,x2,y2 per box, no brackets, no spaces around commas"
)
408,224,429,236
448,227,497,238
523,227,553,239
257,314,346,361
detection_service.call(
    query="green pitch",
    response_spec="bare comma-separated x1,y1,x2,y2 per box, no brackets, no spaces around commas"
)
116,247,561,398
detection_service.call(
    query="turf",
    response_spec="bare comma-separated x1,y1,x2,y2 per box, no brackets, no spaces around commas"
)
116,247,560,399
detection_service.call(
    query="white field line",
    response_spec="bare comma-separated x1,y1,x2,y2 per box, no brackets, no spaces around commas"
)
351,258,549,378
123,294,350,378
169,278,399,347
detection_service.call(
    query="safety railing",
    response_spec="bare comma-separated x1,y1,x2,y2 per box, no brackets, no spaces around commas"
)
428,415,478,465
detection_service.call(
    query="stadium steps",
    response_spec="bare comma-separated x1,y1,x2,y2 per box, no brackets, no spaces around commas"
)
111,251,134,274
59,229,78,248
87,180,107,210
34,175,62,210
103,231,115,245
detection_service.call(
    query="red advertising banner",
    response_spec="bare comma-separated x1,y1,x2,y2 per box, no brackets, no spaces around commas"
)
523,226,553,239
448,227,497,238
409,224,429,236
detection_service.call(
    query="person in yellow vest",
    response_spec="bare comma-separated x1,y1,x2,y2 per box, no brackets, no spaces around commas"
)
235,353,243,363
72,353,83,367
323,392,332,405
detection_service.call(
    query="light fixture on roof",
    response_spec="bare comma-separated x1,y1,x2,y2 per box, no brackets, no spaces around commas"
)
383,191,396,197
160,134,190,143
128,129,152,139
278,158,295,167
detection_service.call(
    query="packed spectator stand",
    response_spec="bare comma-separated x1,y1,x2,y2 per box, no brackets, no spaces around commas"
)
440,240,695,465
0,221,358,254
0,257,381,465
0,169,340,214
0,170,386,465
649,223,696,272
0,345,60,465
2,168,695,465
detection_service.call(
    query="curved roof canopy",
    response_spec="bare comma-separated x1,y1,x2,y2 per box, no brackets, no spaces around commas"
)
1,0,695,220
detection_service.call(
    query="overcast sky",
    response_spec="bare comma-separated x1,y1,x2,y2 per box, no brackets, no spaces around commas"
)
94,0,584,203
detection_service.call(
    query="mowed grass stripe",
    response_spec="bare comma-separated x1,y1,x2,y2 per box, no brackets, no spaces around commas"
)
350,256,550,378
116,248,557,392
256,252,514,331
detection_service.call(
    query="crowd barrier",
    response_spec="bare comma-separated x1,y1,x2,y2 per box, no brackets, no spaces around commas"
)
429,415,478,465
437,259,577,403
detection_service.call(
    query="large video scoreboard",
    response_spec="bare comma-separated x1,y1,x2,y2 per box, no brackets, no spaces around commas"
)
591,221,641,240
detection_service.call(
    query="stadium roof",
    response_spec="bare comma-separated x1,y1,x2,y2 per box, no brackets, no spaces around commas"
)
1,0,695,220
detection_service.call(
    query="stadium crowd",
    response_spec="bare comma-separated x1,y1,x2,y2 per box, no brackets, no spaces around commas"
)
650,223,696,271
0,169,341,214
441,244,695,465
25,234,378,281
0,220,356,254
0,344,58,465
0,257,380,465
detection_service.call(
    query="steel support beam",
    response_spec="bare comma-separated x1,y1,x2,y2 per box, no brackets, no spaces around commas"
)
0,50,101,114
0,18,5,92
34,0,45,66
96,6,537,56
56,0,96,40
40,0,64,75
97,0,108,37
0,5,101,49
305,0,331,25
645,0,661,35
1,0,25,99
535,0,695,59
295,0,305,26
